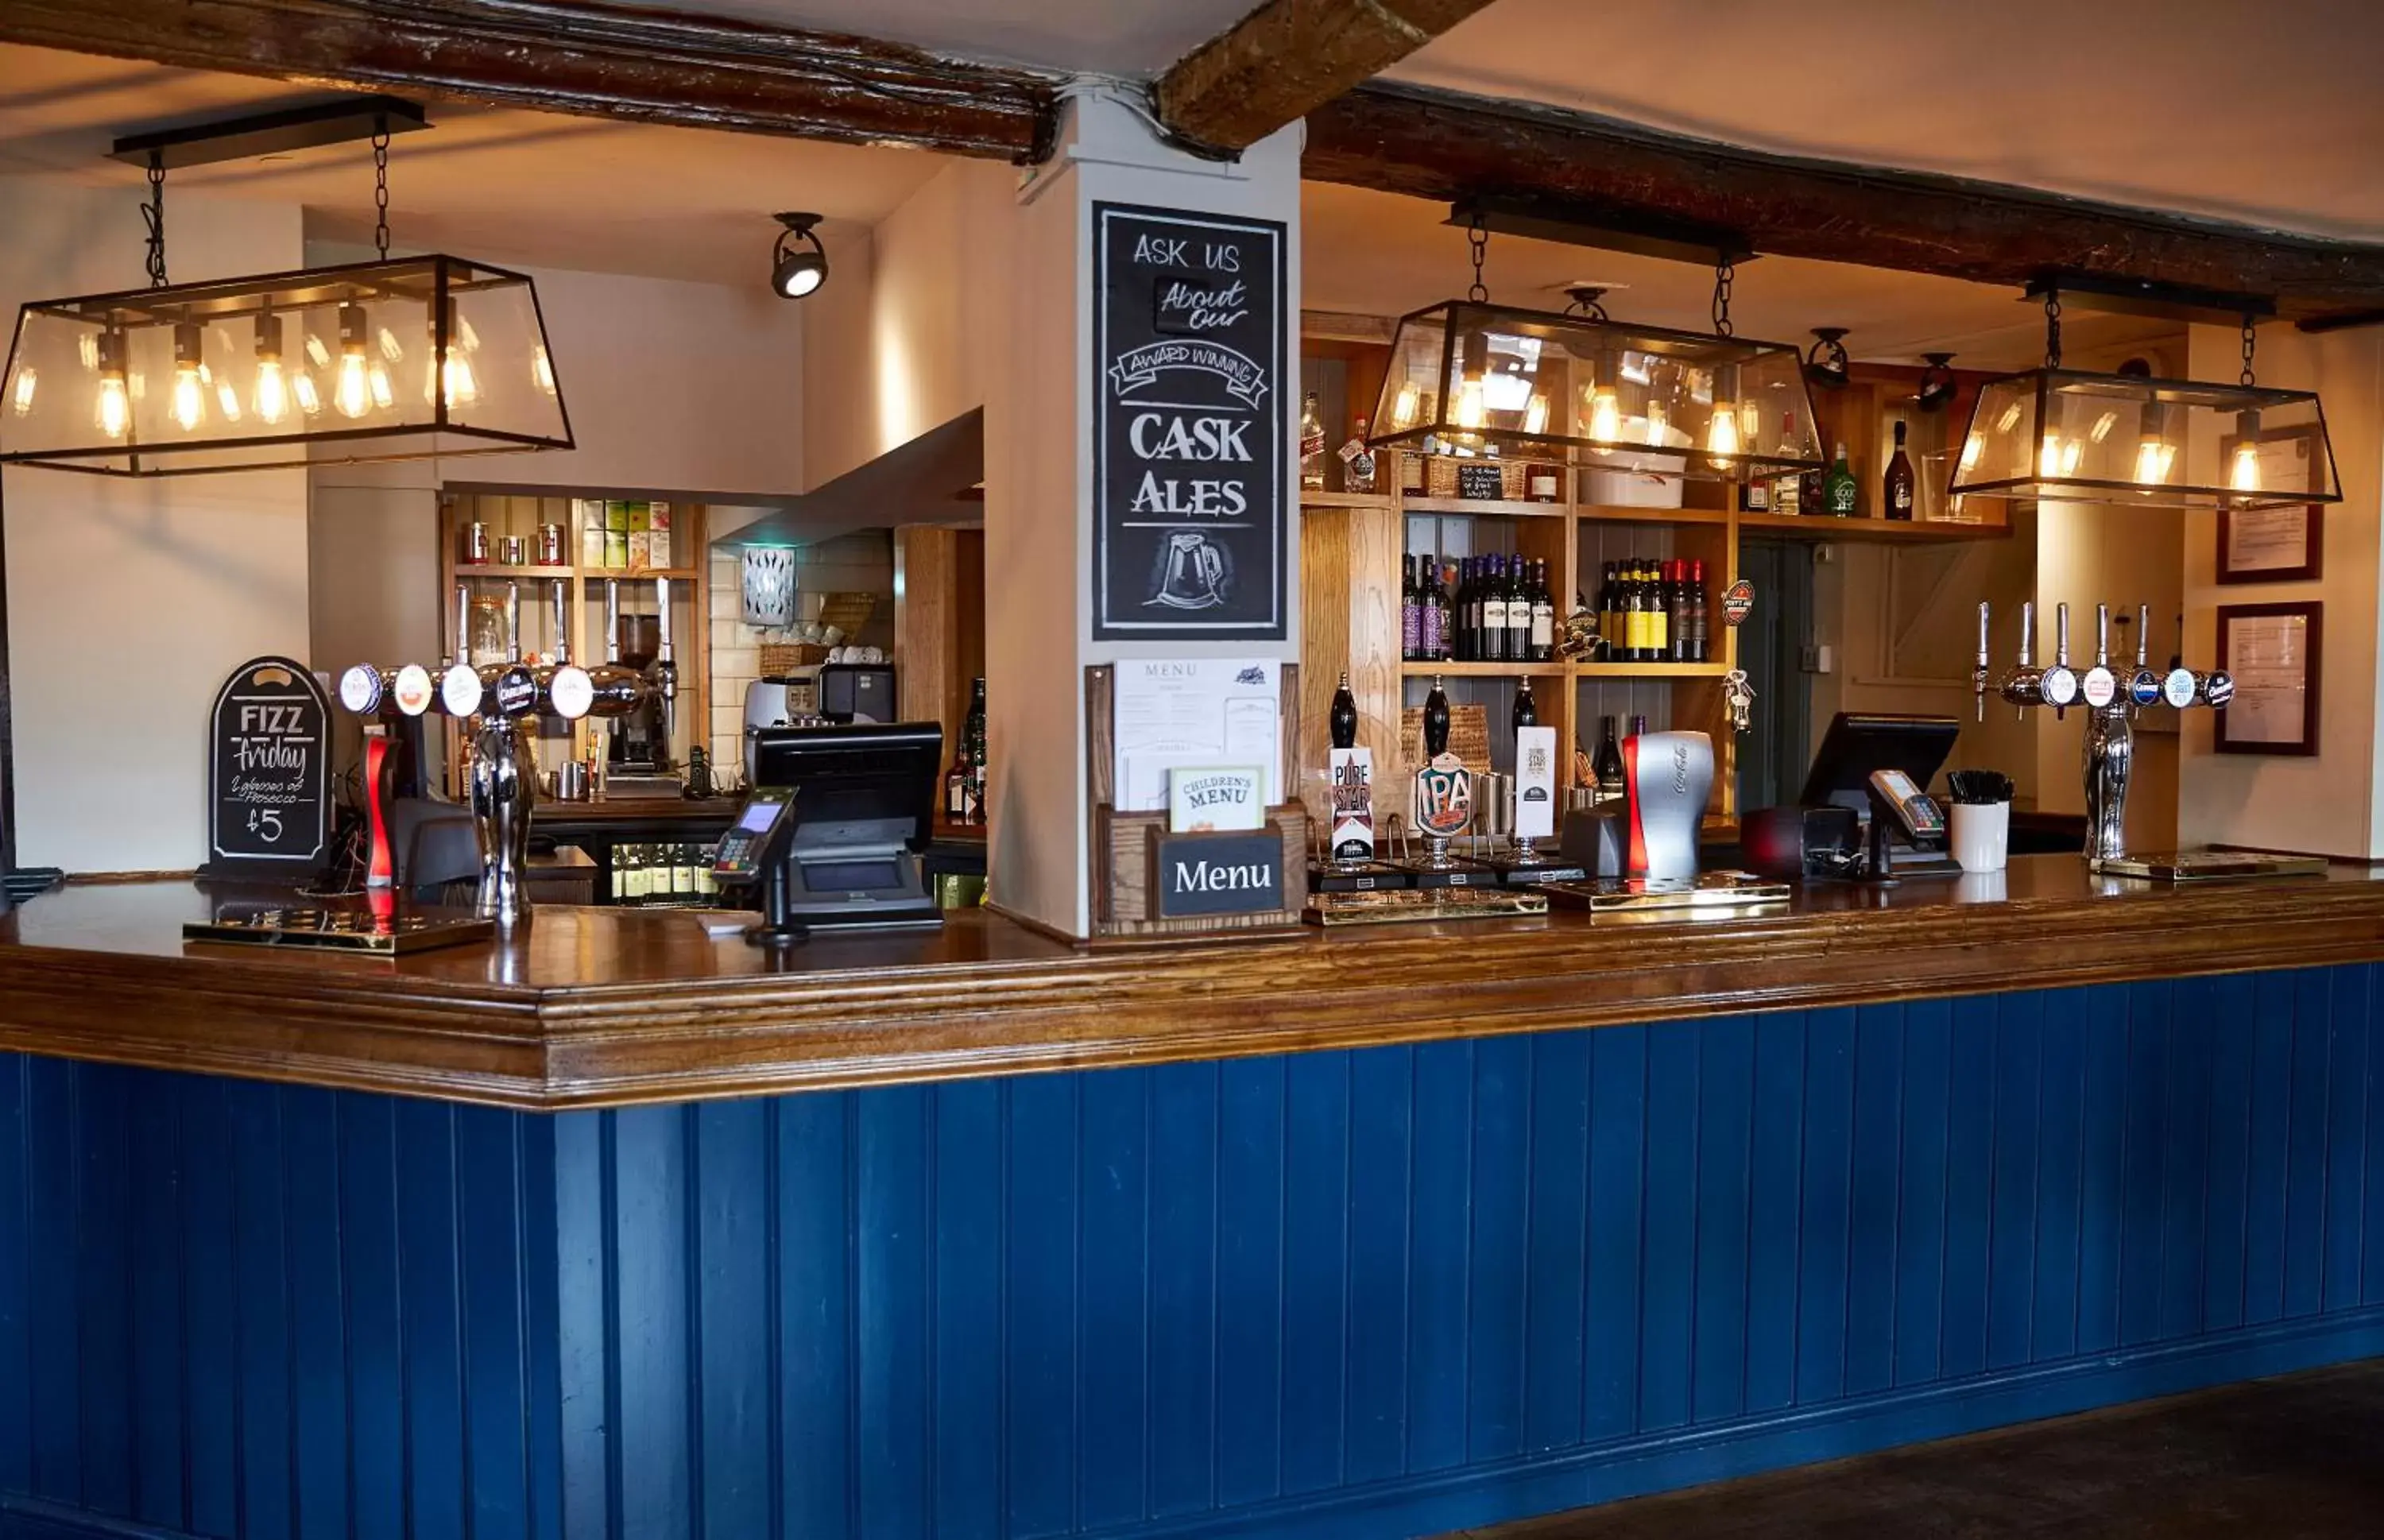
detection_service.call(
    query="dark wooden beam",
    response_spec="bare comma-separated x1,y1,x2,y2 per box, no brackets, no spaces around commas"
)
1305,82,2384,323
1156,0,1496,154
0,0,1058,162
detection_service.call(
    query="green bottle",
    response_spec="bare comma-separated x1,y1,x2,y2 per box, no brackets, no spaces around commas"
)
1823,439,1859,516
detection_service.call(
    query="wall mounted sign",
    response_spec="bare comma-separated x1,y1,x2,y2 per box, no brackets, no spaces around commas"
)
1093,203,1287,641
1155,831,1284,918
2215,601,2321,756
1722,578,1756,627
2216,425,2326,584
204,656,332,879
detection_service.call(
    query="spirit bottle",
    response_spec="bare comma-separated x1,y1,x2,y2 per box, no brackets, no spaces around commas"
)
1299,393,1327,489
1341,416,1378,493
1883,418,1916,520
1824,440,1859,516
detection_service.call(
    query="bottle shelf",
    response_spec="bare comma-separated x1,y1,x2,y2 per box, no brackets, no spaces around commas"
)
1401,660,1728,679
1733,511,2009,543
1298,490,1393,509
1575,503,1732,527
1402,495,1570,519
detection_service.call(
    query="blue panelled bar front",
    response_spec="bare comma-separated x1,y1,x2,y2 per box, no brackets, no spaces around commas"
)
7,967,2384,1538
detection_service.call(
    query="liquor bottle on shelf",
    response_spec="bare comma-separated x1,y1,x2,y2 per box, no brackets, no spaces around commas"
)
671,844,697,902
1593,715,1625,803
1599,563,1622,657
1450,559,1471,660
1525,460,1562,504
1630,712,1651,739
1774,412,1804,514
1401,555,1421,661
1646,561,1671,663
1883,418,1916,520
1341,416,1378,493
1492,555,1519,663
1689,559,1712,663
616,843,645,905
1507,559,1534,663
946,748,971,822
1824,440,1859,516
1530,559,1556,663
964,676,989,821
1423,559,1448,662
1299,393,1327,489
1478,556,1502,662
1668,559,1692,662
1798,433,1825,517
1512,677,1538,732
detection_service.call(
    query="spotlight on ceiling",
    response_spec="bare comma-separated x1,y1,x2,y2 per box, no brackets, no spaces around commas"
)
770,212,827,300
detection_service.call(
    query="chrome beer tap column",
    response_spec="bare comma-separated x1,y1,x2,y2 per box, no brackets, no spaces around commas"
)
2080,603,2133,863
653,575,678,770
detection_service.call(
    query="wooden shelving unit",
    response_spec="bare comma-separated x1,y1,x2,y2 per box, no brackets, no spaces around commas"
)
1733,509,2011,543
437,490,711,797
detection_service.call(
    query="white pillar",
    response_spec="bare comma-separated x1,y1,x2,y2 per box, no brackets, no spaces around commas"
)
983,84,1304,937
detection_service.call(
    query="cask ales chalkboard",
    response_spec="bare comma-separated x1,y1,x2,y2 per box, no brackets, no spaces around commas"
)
1093,202,1287,642
203,656,332,879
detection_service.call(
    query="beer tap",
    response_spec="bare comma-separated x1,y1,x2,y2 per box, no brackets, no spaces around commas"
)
653,575,678,771
439,582,485,719
2080,603,2132,863
2042,602,2080,720
1999,601,2045,714
2126,604,2160,715
1972,601,1992,723
2161,616,2236,710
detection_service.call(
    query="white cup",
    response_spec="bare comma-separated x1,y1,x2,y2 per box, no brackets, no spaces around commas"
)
1949,799,2011,873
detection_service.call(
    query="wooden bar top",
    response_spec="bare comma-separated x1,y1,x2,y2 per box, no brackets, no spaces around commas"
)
4,857,2382,1109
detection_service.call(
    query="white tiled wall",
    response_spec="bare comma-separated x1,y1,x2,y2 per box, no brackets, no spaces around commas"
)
707,531,897,776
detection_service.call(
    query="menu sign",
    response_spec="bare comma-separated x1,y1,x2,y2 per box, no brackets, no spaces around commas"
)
1093,202,1287,641
205,656,331,879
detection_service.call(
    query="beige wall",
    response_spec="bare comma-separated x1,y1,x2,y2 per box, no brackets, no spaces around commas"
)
1,176,311,875
2179,323,2383,857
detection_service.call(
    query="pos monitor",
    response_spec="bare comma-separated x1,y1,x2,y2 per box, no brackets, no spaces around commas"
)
1799,712,1960,814
715,722,944,943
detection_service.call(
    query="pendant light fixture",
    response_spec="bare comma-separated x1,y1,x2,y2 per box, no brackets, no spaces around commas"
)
1369,207,1825,489
0,98,571,476
1947,280,2338,513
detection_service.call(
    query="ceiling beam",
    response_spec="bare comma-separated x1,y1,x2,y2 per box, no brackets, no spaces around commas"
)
0,0,1058,162
1156,0,1496,155
1304,82,2384,323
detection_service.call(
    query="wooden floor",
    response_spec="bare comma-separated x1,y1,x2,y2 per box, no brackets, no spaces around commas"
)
1452,1360,2384,1538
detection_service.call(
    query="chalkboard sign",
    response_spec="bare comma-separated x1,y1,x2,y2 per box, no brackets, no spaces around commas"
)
204,656,332,879
1155,831,1284,919
1093,202,1287,642
1456,462,1507,501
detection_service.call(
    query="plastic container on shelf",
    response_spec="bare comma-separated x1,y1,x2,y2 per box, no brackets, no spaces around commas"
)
1585,451,1687,509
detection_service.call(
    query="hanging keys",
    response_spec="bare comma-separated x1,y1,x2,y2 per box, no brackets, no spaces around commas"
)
1722,667,1755,733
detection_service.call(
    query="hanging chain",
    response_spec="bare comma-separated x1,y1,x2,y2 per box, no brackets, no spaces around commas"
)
2043,288,2063,370
1465,213,1488,304
1710,257,1736,337
2240,314,2258,388
141,152,167,288
372,123,392,260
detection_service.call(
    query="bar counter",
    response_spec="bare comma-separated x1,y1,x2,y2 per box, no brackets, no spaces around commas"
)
5,855,2382,1109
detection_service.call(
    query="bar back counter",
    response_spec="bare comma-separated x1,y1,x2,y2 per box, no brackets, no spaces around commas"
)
6,862,2384,1539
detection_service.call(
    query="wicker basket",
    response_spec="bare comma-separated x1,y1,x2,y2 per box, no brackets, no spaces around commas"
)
820,590,877,637
1422,455,1531,501
758,642,829,674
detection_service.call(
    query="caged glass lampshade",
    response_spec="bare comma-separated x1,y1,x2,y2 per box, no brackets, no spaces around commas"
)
1368,300,1826,484
1,254,571,476
1947,368,2339,513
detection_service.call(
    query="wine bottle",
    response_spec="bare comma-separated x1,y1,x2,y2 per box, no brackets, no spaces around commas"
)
1480,555,1510,664
1530,559,1556,663
1504,557,1531,663
1593,715,1625,803
1647,561,1671,662
1668,559,1691,663
1400,555,1421,661
1884,418,1916,520
1512,677,1538,731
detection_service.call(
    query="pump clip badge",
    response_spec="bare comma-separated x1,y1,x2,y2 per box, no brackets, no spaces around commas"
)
1412,753,1474,838
1722,579,1756,629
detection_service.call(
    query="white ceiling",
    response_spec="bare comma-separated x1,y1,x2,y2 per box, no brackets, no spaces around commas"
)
1393,0,2384,241
0,44,945,286
631,0,1252,73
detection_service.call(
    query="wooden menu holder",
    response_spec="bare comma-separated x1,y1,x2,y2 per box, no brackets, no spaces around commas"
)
1085,664,1308,941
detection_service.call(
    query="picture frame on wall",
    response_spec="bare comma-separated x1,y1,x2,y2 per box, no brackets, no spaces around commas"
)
2216,424,2325,584
2214,600,2321,756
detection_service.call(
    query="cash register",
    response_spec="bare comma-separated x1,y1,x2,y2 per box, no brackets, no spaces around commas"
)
1743,712,1963,882
714,722,944,944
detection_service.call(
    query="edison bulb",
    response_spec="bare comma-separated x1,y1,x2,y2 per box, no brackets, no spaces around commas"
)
444,350,478,407
377,326,404,363
170,362,207,432
1995,400,2024,435
1452,377,1484,430
1391,381,1419,430
1523,393,1550,436
2132,436,2175,485
1644,398,1670,448
77,332,98,371
335,348,371,418
292,372,321,417
94,372,129,438
2230,439,2262,493
215,379,242,424
2088,410,2119,444
8,365,33,418
253,357,288,424
369,361,394,411
1706,401,1743,466
1586,385,1622,442
2038,432,2068,478
532,345,557,397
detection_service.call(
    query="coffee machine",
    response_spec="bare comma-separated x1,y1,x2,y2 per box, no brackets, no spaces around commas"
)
601,577,682,795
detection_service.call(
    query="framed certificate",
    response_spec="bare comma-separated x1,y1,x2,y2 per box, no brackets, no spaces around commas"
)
2216,424,2324,583
2215,601,2320,756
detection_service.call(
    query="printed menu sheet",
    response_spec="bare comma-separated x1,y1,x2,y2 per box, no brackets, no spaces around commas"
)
1113,658,1280,813
2223,610,2309,745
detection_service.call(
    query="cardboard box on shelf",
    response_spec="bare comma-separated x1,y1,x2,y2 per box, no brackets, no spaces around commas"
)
604,532,629,569
627,531,652,572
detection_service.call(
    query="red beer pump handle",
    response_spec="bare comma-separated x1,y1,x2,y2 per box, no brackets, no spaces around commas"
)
363,728,397,889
